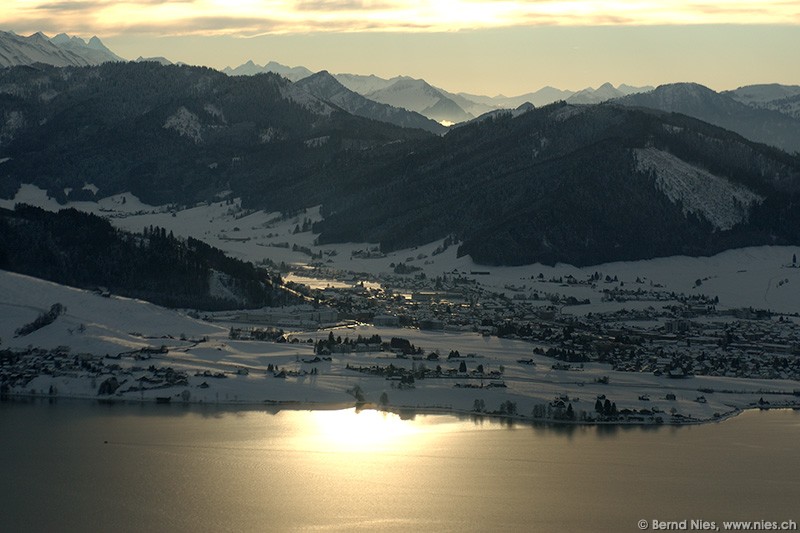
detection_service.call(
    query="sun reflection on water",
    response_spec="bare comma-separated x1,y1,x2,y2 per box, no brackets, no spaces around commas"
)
303,408,430,454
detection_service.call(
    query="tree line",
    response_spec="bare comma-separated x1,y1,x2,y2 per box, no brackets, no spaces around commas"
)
0,205,298,310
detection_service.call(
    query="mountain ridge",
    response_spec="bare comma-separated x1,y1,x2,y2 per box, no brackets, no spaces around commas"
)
615,82,800,154
294,71,447,134
0,30,122,68
312,102,800,265
0,62,432,207
2,60,799,266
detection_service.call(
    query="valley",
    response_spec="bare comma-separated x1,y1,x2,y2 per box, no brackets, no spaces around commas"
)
2,187,799,425
1,36,799,428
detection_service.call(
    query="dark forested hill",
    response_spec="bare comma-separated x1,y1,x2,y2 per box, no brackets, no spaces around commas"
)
0,62,432,206
312,103,800,265
0,205,296,310
2,62,800,267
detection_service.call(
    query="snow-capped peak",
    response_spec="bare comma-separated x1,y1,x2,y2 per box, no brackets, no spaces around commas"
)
0,30,123,68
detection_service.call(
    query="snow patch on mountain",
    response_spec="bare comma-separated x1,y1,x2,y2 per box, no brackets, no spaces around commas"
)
634,147,764,231
2,110,26,145
39,89,58,102
304,136,330,148
163,107,202,143
259,127,286,144
209,271,246,305
203,103,226,123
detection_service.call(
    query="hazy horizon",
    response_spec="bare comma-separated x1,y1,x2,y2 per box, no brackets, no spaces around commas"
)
3,0,800,97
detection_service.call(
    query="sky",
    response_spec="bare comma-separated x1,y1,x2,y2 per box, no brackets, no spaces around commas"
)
3,0,800,96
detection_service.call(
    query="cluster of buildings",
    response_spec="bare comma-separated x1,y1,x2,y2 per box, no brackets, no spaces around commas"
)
288,265,800,382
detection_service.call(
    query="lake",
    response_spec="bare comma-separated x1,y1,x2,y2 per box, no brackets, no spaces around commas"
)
1,402,798,532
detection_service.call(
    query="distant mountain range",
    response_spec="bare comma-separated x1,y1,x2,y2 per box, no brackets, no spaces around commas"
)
3,30,798,137
229,62,682,137
1,61,798,266
135,56,173,66
221,59,654,124
223,60,313,81
0,30,122,68
462,87,575,109
295,71,447,135
358,77,476,124
725,84,800,120
615,83,800,154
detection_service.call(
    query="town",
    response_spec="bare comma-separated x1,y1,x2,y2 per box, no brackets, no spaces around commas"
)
3,248,799,426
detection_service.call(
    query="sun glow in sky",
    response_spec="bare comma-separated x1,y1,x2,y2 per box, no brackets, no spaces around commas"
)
5,0,799,35
2,0,800,95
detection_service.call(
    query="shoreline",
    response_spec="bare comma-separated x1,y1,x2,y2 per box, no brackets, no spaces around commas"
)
4,390,798,428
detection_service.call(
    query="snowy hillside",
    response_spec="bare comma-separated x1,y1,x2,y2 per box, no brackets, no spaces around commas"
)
634,147,764,230
726,84,800,120
0,270,221,354
3,184,798,314
726,84,800,106
163,107,203,143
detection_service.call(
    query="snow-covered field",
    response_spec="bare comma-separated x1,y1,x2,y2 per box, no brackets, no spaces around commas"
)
2,270,798,424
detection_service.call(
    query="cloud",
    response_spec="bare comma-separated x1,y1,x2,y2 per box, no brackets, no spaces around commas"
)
3,0,799,37
34,1,106,11
116,16,282,35
34,0,192,10
294,0,398,11
686,2,799,22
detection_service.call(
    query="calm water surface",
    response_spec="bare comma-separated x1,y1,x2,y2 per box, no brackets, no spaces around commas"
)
1,402,798,532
